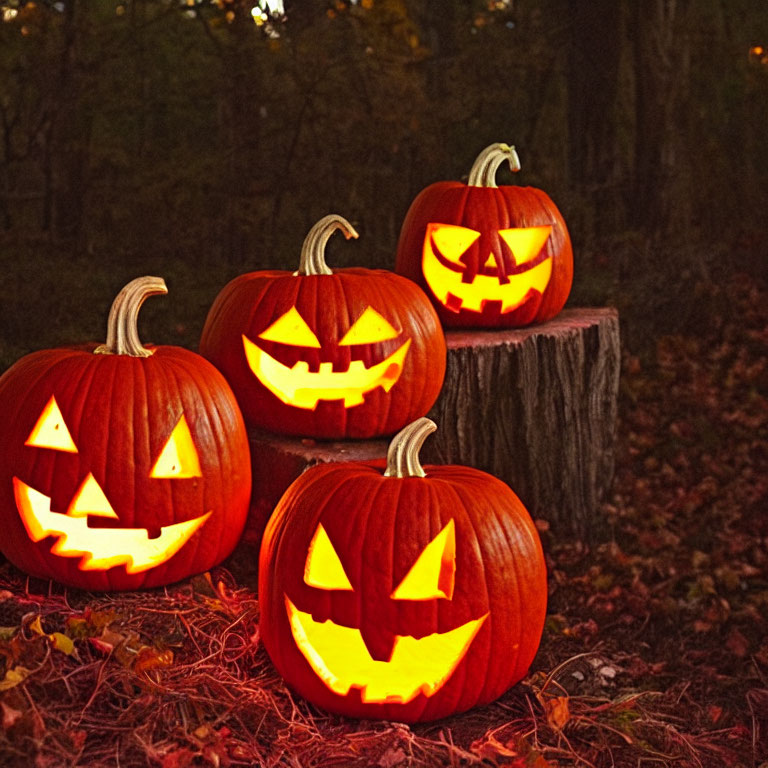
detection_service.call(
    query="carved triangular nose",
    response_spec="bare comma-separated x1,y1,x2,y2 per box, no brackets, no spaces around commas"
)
483,252,499,270
67,473,118,519
358,622,397,663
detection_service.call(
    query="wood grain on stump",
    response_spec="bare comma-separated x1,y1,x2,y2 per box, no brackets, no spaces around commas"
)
243,308,619,546
424,308,620,541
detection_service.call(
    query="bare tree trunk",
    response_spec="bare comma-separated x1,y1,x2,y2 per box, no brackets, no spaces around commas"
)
221,3,263,264
566,0,625,240
631,0,692,241
51,0,90,246
0,106,14,230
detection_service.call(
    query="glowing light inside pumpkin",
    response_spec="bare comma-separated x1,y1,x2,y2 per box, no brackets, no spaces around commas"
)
339,306,400,346
13,477,211,573
259,307,321,348
422,223,553,314
250,305,409,408
286,518,486,703
17,401,210,572
431,225,480,262
287,595,487,703
25,396,77,453
498,225,553,267
67,473,118,519
150,414,202,478
391,520,455,600
304,523,354,591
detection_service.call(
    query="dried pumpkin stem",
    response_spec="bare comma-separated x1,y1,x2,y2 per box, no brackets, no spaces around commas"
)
383,417,437,478
94,276,168,357
467,142,521,188
295,214,359,276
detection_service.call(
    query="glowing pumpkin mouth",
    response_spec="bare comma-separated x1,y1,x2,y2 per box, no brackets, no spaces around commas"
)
422,225,553,314
286,595,487,704
242,336,412,409
13,477,211,574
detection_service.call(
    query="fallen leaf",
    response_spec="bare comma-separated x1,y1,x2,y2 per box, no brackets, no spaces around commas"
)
0,666,31,692
134,646,174,674
0,701,22,729
49,632,75,656
27,615,45,636
543,696,571,730
725,627,749,658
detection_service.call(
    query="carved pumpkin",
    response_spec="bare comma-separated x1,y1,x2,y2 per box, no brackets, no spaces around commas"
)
395,143,573,328
199,214,446,439
0,277,252,591
258,418,547,722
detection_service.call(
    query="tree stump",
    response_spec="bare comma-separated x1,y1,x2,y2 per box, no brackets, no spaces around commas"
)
242,308,619,547
242,433,389,548
423,307,620,540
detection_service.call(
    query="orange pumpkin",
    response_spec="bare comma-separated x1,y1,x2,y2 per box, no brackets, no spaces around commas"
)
396,143,573,328
0,277,252,590
258,418,547,722
200,215,446,439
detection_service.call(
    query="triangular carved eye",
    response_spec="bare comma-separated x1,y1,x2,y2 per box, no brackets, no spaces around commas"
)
25,396,77,453
391,520,456,601
150,414,202,478
67,473,119,519
498,225,552,266
304,524,354,591
258,307,321,348
339,306,400,346
428,224,481,264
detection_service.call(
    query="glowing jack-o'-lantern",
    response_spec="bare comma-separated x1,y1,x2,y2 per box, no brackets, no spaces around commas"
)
200,214,446,439
396,143,573,328
259,418,547,722
0,277,252,590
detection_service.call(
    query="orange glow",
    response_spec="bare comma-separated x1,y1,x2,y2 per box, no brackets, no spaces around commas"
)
286,518,485,703
150,414,202,478
304,523,354,591
242,334,411,409
391,520,455,600
67,473,118,519
423,223,553,314
430,224,481,264
339,306,400,346
498,225,553,267
25,396,77,453
13,477,210,573
750,45,764,56
258,307,321,348
286,595,487,703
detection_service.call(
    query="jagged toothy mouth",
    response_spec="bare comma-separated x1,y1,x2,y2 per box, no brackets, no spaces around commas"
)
242,336,411,409
13,477,210,573
285,595,487,704
422,240,552,314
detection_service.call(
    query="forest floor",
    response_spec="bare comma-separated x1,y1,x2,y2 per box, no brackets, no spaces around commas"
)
0,273,765,767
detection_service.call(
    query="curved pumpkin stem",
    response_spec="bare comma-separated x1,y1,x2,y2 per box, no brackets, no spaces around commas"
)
295,214,359,276
467,142,521,188
383,417,437,478
94,276,168,357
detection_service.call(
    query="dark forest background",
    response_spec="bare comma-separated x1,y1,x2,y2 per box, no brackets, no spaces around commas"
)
1,0,767,369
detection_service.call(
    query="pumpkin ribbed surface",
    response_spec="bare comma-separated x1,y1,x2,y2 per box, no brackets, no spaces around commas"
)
0,277,251,591
258,457,547,722
200,268,446,439
395,144,573,328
